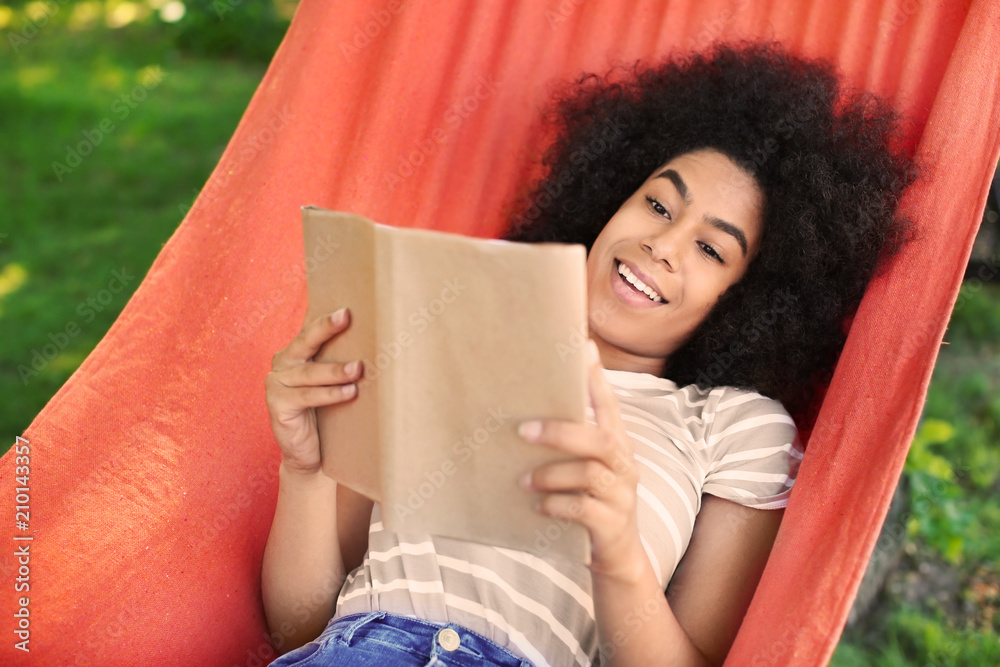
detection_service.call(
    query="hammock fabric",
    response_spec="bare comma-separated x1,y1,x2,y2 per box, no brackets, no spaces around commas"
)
2,1,999,665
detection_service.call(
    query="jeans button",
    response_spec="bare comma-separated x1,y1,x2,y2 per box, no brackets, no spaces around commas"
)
437,628,461,651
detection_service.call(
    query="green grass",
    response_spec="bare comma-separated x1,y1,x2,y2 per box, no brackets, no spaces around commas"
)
0,20,270,448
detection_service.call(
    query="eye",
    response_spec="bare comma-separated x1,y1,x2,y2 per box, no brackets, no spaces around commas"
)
698,241,725,264
645,196,671,219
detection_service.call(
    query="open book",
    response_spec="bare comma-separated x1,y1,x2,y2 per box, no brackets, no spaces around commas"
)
302,208,591,562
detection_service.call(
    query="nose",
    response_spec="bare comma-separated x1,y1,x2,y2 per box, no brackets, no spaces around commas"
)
642,225,686,271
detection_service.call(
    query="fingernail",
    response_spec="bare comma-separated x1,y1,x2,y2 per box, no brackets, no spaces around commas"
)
519,472,533,490
587,340,599,364
518,421,542,441
342,384,356,398
344,361,360,376
331,308,347,325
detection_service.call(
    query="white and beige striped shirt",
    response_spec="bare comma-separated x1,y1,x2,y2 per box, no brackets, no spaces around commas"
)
334,369,801,666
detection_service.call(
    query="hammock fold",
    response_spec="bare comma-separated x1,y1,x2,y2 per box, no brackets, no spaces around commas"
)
2,1,999,665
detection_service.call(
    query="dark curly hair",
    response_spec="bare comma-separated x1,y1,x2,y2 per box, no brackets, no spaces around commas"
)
504,42,917,424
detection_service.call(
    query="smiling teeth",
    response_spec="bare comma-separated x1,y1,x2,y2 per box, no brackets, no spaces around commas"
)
617,262,664,302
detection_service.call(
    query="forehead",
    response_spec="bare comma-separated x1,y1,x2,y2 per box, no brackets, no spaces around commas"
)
658,150,761,204
653,150,758,193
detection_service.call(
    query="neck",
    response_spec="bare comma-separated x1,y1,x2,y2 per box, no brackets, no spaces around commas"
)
591,338,668,376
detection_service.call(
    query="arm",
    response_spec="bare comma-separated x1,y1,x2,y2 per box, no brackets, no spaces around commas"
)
261,309,372,652
666,497,782,665
590,498,782,665
262,465,343,651
521,341,783,665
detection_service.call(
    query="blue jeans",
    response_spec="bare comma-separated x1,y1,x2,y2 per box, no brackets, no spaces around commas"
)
268,611,536,666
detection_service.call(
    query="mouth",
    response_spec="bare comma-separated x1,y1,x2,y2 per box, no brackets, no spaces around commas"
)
615,260,667,305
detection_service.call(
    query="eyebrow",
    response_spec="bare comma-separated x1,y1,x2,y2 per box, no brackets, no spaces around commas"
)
705,216,749,256
654,168,749,256
654,169,691,205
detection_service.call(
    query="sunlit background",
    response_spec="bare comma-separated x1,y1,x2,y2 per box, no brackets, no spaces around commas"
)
0,2,997,664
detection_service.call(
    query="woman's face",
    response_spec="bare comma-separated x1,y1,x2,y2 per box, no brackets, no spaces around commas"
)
587,149,764,375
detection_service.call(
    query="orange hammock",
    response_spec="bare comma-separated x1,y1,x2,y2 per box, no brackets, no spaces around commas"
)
2,1,999,665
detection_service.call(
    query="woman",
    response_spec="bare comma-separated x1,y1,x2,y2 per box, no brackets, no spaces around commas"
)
262,42,916,666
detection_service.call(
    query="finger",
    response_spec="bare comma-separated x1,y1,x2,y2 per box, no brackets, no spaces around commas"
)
297,383,358,408
537,491,619,530
275,309,351,369
266,362,362,412
271,359,363,389
586,339,624,434
518,419,618,464
522,459,620,499
270,382,359,413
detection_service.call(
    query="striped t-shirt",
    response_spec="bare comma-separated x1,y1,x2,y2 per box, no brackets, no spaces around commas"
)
334,368,801,666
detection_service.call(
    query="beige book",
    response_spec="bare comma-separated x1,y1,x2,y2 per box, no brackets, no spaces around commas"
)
302,208,591,563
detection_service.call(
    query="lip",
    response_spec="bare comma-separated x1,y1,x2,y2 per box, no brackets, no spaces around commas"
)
618,258,666,300
612,258,668,308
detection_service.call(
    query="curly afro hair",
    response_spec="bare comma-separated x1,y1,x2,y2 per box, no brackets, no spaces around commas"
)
504,42,917,423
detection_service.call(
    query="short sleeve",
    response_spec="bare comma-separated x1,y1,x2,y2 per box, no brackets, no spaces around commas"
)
701,388,801,509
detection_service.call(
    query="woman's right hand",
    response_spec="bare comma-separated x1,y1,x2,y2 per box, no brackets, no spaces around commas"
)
265,308,363,475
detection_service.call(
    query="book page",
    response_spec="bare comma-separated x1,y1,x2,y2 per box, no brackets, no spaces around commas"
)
376,224,590,563
303,208,382,501
304,209,590,562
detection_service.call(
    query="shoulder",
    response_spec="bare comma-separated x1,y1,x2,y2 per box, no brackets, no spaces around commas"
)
601,369,794,438
698,386,801,510
702,385,796,443
601,370,800,508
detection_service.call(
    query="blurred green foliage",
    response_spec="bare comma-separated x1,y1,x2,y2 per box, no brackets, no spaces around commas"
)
906,419,969,565
947,278,1000,346
2,0,292,62
169,0,290,62
833,609,1000,667
834,283,1000,664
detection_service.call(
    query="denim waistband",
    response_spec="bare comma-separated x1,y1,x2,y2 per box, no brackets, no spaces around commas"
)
331,611,535,666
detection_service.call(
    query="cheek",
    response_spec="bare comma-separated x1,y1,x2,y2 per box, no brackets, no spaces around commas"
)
588,224,614,255
586,231,614,277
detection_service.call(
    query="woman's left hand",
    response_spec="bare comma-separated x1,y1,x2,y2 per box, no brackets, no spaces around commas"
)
519,340,647,582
